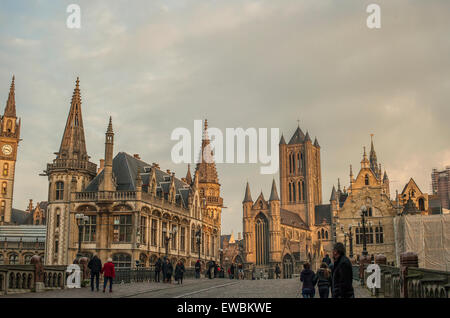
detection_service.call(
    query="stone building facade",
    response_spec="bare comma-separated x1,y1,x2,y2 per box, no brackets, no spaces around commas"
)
242,126,334,278
43,78,222,268
334,137,398,264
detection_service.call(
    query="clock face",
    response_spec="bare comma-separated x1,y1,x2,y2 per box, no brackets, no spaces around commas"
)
2,144,12,156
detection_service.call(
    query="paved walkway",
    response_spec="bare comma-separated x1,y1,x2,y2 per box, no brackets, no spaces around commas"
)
2,278,371,298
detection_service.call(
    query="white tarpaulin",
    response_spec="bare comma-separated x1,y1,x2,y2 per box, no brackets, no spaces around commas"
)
394,214,450,271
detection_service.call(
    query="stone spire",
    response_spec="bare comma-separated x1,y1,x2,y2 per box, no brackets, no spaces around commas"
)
279,134,286,145
330,185,337,202
361,146,369,169
185,164,192,185
304,131,311,142
314,137,320,148
243,182,253,203
369,134,379,177
99,116,115,191
4,75,16,117
57,77,89,161
195,119,219,184
269,179,280,201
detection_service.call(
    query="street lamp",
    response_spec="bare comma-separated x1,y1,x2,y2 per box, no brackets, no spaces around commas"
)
195,229,202,261
162,226,177,258
75,213,89,258
348,225,353,259
360,205,368,256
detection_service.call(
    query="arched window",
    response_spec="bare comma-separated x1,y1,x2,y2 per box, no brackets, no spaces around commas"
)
355,228,360,244
1,182,6,195
289,183,292,202
3,163,8,177
255,213,269,266
55,182,64,200
292,182,296,202
24,255,32,264
297,153,300,173
113,253,131,269
368,207,373,217
375,226,384,244
288,154,292,174
317,231,321,239
325,231,328,240
365,174,369,185
298,181,301,202
301,181,305,201
418,198,425,211
321,229,324,239
9,253,18,265
6,120,12,133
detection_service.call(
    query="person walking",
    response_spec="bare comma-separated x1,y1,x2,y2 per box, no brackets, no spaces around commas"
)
88,254,102,292
230,263,235,279
316,262,332,298
331,242,354,298
275,264,281,279
162,257,168,283
238,264,244,280
154,258,162,282
175,261,185,285
300,263,316,298
322,254,332,267
101,257,115,293
165,259,173,283
195,260,201,279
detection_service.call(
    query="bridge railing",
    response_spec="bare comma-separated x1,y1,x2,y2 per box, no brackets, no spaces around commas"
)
112,266,199,284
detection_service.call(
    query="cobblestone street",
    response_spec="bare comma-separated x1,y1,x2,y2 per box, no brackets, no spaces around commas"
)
2,278,371,298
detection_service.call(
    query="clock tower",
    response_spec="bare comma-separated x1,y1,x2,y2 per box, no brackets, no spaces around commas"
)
0,76,21,225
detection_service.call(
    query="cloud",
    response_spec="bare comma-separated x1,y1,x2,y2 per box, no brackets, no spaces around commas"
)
0,0,449,234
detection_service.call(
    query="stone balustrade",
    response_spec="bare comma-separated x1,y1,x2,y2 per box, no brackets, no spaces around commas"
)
47,158,97,175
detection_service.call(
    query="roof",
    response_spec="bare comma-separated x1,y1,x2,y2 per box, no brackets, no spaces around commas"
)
288,126,306,145
10,209,31,225
0,225,46,242
85,152,191,207
280,209,308,229
269,180,280,201
315,204,332,225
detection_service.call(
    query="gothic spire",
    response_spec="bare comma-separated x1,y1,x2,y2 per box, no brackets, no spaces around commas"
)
279,134,286,145
269,179,280,201
243,182,253,203
369,134,378,176
57,77,88,161
195,119,219,184
330,185,337,201
4,75,16,117
185,164,192,185
361,146,369,169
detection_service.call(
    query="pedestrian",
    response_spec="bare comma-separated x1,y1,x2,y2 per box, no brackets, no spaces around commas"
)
164,258,173,283
322,254,332,267
251,266,256,280
207,260,213,279
238,264,244,280
101,257,115,293
175,260,185,285
316,262,332,298
155,258,162,282
195,260,201,279
275,264,281,279
230,263,235,279
300,263,316,298
88,254,102,292
331,242,354,298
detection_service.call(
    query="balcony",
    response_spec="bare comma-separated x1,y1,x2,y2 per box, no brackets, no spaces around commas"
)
46,158,97,175
74,191,137,202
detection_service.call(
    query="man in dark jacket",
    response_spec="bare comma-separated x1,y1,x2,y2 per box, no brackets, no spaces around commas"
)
230,263,235,279
300,263,316,298
175,261,185,284
275,264,281,279
322,254,332,266
88,254,102,292
331,242,354,298
155,258,162,282
195,260,201,279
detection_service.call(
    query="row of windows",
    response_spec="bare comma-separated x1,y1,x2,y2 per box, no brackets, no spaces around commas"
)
0,253,38,265
2,163,9,177
288,152,304,175
317,229,329,240
355,226,384,244
288,181,305,202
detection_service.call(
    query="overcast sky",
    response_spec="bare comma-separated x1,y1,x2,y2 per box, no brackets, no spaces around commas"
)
1,0,449,235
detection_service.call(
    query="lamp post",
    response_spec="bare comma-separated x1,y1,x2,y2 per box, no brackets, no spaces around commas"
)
360,205,368,257
348,225,353,259
195,229,202,261
75,213,89,258
162,226,177,258
340,224,348,250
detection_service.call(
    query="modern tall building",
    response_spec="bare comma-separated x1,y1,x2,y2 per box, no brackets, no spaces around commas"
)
242,125,334,278
431,167,450,210
43,78,222,267
0,76,21,225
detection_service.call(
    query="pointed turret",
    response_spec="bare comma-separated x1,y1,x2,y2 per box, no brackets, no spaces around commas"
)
57,77,89,161
4,75,16,117
361,146,369,169
99,116,115,192
330,185,337,202
383,170,388,181
185,164,192,185
304,131,311,142
369,134,379,176
243,182,253,203
313,137,320,148
269,179,280,201
195,119,219,184
337,178,341,192
279,134,286,145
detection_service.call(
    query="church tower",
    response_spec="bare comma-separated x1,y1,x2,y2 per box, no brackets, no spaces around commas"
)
279,125,322,226
43,78,97,265
194,119,223,258
0,76,21,225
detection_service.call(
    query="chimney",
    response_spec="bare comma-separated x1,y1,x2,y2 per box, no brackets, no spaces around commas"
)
133,154,141,160
98,159,105,174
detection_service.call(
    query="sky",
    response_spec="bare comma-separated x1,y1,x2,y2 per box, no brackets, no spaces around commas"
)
0,0,449,235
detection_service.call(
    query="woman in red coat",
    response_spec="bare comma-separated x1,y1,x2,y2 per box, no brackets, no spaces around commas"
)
101,257,115,293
